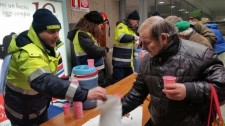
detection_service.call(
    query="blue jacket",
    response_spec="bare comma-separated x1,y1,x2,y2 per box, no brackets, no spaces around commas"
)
206,23,225,54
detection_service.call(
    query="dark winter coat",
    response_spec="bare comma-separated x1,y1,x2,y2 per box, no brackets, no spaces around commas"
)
122,35,225,126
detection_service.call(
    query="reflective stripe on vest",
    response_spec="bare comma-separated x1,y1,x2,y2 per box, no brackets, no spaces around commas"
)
5,104,47,120
29,68,51,82
7,82,38,95
75,52,86,56
112,57,132,62
113,45,133,49
96,64,104,70
117,33,125,42
65,83,78,101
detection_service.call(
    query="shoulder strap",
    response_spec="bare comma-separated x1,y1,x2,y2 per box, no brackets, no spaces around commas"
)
207,84,224,126
70,34,77,68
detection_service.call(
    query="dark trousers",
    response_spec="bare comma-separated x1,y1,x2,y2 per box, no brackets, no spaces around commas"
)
6,110,48,126
4,86,50,126
112,66,133,83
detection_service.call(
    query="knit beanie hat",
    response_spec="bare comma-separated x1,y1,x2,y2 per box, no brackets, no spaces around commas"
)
127,10,140,20
189,9,202,20
84,11,104,24
32,9,61,33
175,21,190,32
152,11,160,16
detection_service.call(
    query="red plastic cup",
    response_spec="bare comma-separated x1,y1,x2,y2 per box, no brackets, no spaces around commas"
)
162,76,176,85
87,59,94,68
74,102,83,119
62,103,70,116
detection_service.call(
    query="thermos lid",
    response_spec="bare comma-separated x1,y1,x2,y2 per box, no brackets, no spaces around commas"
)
72,65,96,75
135,49,141,53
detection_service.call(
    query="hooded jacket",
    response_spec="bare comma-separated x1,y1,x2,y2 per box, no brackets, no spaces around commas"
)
190,22,217,45
121,35,225,126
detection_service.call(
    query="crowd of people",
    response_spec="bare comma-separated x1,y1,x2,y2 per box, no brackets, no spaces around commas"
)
1,8,225,126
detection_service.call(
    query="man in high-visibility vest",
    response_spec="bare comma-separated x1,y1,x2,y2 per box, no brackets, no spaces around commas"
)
112,10,140,83
4,9,107,125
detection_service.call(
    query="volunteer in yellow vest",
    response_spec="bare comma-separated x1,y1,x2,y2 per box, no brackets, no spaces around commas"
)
4,9,107,126
112,10,140,83
67,11,109,87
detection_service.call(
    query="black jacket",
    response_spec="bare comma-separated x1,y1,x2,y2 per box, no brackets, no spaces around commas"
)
121,35,225,126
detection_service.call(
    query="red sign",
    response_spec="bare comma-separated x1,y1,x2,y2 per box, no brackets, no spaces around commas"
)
80,0,89,8
71,0,89,12
0,94,11,125
71,0,80,8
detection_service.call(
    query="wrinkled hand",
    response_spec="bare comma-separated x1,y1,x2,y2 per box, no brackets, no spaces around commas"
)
87,87,107,101
162,83,186,101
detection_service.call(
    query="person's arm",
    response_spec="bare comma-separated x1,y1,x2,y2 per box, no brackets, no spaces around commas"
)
195,22,217,45
78,32,107,58
184,48,225,105
29,72,107,102
121,73,149,115
114,23,136,43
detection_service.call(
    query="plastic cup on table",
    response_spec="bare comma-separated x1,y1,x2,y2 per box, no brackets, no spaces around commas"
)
162,76,176,85
74,102,83,119
87,59,94,68
62,103,70,116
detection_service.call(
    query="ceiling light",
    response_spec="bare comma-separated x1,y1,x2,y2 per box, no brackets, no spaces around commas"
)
171,5,175,8
178,9,184,11
158,1,164,4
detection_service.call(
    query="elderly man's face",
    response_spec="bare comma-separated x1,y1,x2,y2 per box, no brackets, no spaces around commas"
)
140,28,169,57
39,29,60,47
139,28,163,57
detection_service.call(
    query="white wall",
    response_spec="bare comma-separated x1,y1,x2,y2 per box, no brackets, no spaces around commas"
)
0,0,69,75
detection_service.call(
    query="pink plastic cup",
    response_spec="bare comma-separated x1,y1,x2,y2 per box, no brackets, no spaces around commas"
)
74,102,83,119
87,59,94,68
62,103,70,116
162,76,176,85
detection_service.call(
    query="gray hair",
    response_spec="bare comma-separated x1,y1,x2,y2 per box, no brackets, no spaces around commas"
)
165,15,183,25
138,16,178,41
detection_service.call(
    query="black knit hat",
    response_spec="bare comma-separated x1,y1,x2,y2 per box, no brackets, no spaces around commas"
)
32,9,61,33
84,11,104,24
127,10,140,20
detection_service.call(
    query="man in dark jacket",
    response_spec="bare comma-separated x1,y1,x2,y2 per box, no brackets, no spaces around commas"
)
121,16,225,126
